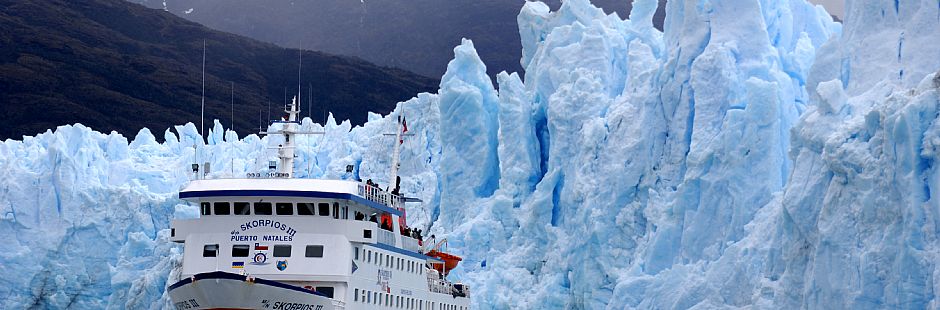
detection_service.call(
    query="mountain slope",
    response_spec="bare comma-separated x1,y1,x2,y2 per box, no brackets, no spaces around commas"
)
132,0,667,79
0,0,438,140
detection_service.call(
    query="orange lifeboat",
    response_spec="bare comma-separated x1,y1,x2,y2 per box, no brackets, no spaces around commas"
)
426,250,462,274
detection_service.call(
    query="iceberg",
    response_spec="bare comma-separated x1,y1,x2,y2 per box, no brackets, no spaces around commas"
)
1,0,938,308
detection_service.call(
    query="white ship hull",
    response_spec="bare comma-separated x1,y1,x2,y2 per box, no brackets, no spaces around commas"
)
168,271,337,310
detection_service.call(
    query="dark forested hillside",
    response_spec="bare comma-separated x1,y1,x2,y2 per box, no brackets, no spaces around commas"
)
132,0,667,80
0,0,439,140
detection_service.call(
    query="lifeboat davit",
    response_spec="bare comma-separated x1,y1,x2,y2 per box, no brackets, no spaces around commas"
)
426,250,462,274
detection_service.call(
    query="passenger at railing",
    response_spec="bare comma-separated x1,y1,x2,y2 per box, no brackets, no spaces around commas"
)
380,218,392,231
391,176,401,196
369,214,377,223
355,211,365,221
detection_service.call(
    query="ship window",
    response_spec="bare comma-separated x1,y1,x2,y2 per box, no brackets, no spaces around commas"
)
234,202,250,215
363,229,372,239
342,206,348,219
273,245,291,257
318,203,330,216
276,203,293,215
305,245,324,257
397,296,400,307
316,286,334,298
333,203,339,219
354,289,359,302
354,247,359,260
298,203,316,215
214,202,230,215
200,202,210,215
203,244,218,257
368,250,372,263
232,244,250,257
254,202,272,215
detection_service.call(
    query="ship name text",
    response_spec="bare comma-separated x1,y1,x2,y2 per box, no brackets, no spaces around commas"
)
270,302,323,310
173,299,200,310
235,219,297,237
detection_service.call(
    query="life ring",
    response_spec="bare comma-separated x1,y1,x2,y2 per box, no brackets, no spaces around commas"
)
254,252,267,264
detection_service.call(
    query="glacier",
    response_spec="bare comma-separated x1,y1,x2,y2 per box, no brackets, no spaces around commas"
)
1,0,939,308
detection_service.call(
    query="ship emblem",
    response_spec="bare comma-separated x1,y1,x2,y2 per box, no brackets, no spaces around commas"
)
251,252,268,265
276,260,288,271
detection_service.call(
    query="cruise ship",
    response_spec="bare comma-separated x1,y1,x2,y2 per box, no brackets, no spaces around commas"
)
167,97,470,310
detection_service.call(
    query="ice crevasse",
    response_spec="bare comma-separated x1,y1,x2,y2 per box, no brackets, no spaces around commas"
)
1,0,940,308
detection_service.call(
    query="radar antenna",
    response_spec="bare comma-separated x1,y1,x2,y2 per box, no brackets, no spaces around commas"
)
259,96,323,178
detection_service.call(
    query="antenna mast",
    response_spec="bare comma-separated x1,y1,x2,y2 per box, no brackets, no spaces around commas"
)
389,113,403,191
308,83,313,120
383,110,412,194
230,81,235,176
230,82,234,133
200,40,206,141
258,96,322,178
298,44,302,114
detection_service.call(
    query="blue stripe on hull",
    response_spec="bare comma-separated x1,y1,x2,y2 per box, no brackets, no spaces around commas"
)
167,271,330,298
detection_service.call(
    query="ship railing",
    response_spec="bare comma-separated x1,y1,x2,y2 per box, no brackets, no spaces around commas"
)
401,235,421,253
358,183,405,209
377,229,397,247
426,277,454,295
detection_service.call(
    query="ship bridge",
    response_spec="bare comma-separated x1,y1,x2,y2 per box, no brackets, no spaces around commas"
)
177,178,405,216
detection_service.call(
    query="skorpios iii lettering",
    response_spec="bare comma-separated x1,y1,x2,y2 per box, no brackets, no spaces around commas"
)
272,302,323,310
239,219,297,237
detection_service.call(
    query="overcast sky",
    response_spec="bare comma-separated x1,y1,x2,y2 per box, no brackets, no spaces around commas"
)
808,0,844,18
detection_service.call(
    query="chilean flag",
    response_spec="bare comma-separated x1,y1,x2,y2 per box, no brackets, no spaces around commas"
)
399,115,408,144
255,243,268,251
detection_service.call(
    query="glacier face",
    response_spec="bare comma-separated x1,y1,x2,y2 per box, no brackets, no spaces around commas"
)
2,0,940,308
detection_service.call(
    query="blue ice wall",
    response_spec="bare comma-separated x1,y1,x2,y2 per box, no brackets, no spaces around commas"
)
2,0,940,309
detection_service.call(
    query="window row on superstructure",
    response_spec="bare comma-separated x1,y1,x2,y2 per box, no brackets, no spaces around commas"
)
200,201,349,219
354,246,425,275
352,288,466,310
201,244,324,258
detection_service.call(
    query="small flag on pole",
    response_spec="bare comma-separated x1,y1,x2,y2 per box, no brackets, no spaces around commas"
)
399,115,408,144
255,243,268,251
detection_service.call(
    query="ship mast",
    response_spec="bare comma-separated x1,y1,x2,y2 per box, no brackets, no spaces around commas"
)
385,112,413,195
259,96,323,178
278,97,301,177
389,115,402,192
